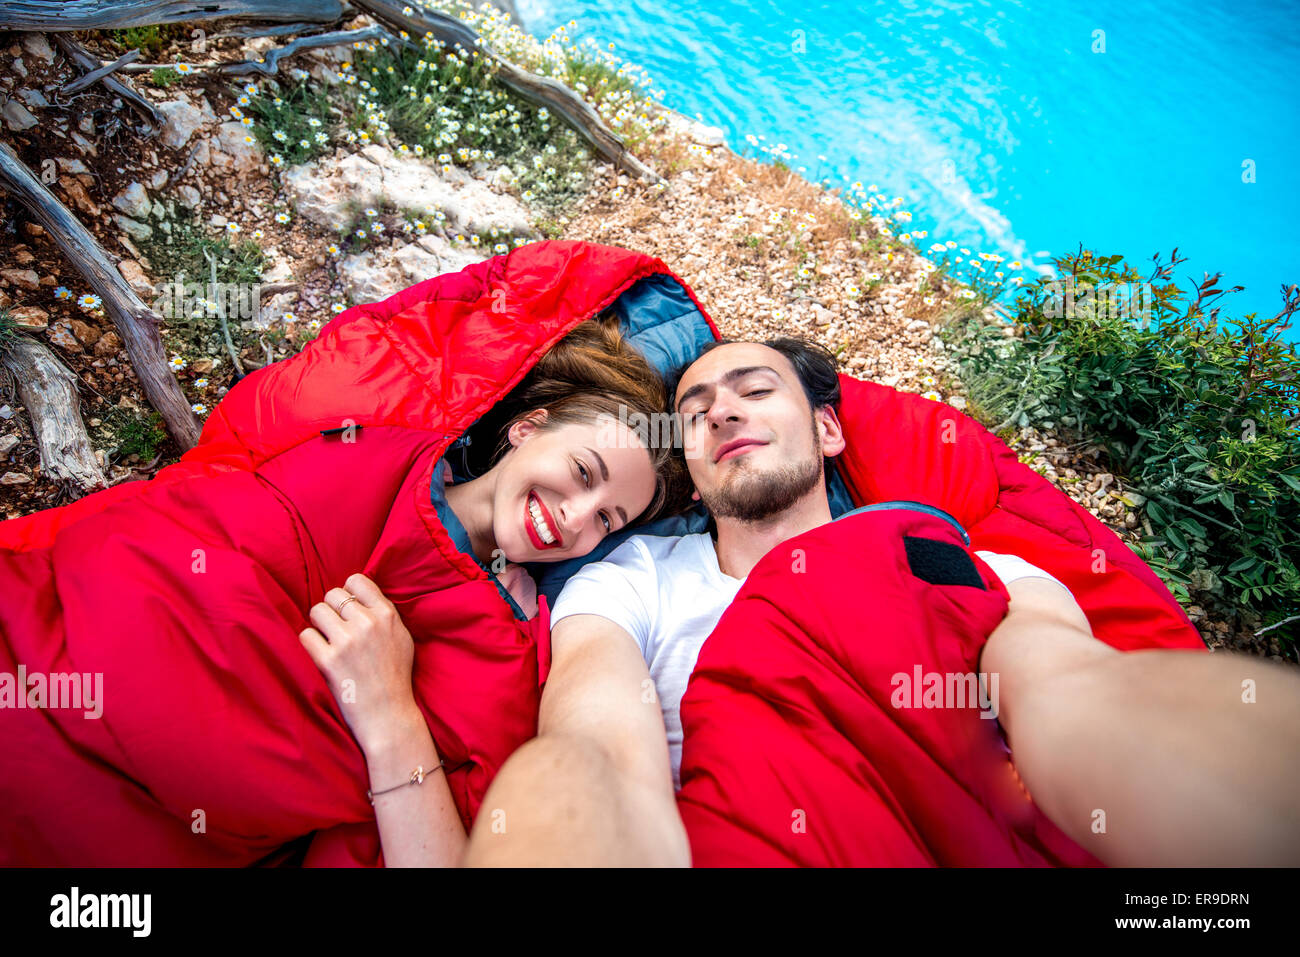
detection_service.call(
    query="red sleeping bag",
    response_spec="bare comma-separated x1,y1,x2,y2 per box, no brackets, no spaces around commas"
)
676,376,1206,866
0,239,711,866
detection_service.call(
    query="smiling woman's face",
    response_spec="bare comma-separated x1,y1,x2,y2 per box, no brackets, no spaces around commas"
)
491,415,657,563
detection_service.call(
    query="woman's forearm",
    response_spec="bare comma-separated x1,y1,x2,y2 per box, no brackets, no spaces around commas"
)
363,707,467,867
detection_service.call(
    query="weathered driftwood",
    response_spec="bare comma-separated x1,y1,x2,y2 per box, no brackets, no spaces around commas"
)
0,142,202,451
52,34,161,136
116,25,386,75
218,25,386,76
211,19,344,40
0,337,107,492
0,0,344,31
351,0,663,184
61,47,141,94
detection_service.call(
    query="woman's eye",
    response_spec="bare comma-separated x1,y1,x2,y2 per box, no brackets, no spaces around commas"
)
600,512,611,533
577,462,589,486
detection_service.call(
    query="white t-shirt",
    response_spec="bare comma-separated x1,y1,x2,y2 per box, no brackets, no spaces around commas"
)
549,532,743,790
548,531,1072,791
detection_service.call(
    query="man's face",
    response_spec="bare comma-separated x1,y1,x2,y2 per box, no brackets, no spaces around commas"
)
673,343,844,522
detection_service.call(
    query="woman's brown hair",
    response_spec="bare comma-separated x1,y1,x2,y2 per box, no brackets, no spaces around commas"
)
489,310,690,525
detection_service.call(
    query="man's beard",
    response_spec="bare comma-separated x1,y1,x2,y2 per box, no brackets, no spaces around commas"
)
700,420,823,523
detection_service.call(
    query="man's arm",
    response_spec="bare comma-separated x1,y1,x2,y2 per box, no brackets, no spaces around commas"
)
461,614,689,866
981,577,1300,866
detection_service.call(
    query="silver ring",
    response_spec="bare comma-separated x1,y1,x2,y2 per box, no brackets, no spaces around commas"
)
337,595,360,613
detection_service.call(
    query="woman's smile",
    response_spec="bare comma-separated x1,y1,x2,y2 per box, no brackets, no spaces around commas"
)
525,489,563,550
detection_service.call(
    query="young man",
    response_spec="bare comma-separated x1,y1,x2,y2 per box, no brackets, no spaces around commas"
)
463,337,1300,867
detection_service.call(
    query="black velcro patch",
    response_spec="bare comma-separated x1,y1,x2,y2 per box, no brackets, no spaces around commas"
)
903,536,986,589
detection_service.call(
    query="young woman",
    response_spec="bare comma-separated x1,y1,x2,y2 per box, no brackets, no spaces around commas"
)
299,312,687,867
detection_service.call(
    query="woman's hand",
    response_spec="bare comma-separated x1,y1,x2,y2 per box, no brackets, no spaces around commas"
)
299,573,422,754
499,562,538,620
301,573,468,866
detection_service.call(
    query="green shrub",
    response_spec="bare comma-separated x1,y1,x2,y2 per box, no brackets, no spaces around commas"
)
941,247,1300,651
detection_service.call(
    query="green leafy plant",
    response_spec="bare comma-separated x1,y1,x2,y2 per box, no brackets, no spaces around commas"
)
149,67,181,88
941,246,1300,652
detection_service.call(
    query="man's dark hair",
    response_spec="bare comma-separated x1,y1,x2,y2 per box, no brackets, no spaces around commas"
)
666,336,842,414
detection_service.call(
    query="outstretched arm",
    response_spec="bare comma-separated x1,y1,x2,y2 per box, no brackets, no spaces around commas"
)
462,613,689,866
981,576,1300,866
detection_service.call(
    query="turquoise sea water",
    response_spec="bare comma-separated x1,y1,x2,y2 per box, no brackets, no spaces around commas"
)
522,0,1299,340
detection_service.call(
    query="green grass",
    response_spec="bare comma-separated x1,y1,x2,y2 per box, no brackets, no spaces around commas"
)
103,407,168,462
0,308,16,351
109,25,177,57
139,206,268,366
